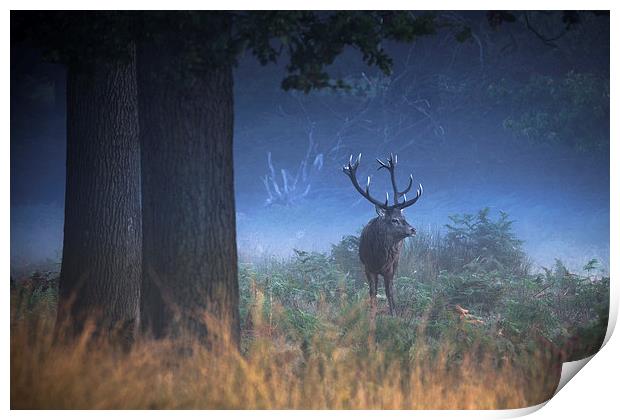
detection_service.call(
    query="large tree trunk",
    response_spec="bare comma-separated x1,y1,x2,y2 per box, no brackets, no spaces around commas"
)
137,39,240,346
57,45,141,345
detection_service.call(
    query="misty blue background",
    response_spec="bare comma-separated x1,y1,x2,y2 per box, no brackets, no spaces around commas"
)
11,15,610,276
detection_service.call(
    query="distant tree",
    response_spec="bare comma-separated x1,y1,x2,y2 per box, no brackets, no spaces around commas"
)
11,11,142,344
483,11,610,151
486,10,609,49
488,71,609,151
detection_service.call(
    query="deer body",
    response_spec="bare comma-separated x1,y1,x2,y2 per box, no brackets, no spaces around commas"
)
343,153,423,315
359,216,409,273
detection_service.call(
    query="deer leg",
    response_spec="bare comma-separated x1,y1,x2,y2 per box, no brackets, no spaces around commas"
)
365,268,378,351
384,271,397,316
365,268,379,317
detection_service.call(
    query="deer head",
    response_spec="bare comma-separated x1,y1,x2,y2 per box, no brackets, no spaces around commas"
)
343,153,423,239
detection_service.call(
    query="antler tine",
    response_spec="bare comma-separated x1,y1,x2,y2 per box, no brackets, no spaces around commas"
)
377,154,397,169
343,153,361,173
399,174,414,197
364,177,372,196
377,154,400,205
398,183,423,210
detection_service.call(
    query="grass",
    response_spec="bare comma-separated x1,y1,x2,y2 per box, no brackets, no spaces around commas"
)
11,292,557,409
10,209,609,409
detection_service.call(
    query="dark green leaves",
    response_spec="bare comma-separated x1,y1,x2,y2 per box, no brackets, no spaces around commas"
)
235,11,437,92
14,11,438,93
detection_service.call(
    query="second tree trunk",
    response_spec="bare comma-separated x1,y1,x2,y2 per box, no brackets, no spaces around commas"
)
137,41,240,346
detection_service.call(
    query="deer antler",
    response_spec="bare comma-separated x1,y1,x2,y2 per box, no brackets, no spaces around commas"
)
343,154,389,208
344,153,423,211
377,153,414,205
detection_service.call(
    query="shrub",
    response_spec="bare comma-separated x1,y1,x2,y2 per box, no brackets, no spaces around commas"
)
444,208,529,275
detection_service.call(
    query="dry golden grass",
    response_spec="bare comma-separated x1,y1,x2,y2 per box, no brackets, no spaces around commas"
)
11,293,560,410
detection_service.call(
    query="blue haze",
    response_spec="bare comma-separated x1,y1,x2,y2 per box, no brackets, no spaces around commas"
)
11,15,610,276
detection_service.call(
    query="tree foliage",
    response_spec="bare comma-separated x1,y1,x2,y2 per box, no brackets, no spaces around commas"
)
235,11,437,92
12,11,439,93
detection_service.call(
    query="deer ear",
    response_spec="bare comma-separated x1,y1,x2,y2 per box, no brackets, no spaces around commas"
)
375,205,385,217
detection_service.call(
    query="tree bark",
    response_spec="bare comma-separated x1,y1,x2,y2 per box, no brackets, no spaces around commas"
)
137,39,240,346
57,45,141,345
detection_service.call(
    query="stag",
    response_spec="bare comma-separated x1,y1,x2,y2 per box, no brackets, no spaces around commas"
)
343,153,423,316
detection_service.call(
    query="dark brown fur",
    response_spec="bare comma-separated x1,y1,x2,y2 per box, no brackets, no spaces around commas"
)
359,208,415,315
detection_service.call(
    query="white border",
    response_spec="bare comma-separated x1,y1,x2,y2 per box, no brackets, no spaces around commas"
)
4,2,617,419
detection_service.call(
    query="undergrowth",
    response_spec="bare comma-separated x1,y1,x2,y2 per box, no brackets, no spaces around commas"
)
11,208,609,409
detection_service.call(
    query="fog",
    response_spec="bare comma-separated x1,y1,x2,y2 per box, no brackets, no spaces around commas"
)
11,12,610,276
